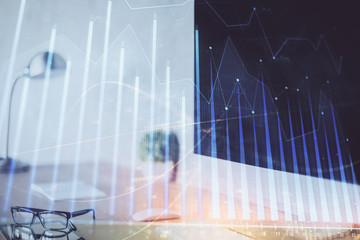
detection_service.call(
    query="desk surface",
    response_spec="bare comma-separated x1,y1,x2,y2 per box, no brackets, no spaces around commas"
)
1,222,360,240
0,162,278,224
0,163,211,221
1,163,360,239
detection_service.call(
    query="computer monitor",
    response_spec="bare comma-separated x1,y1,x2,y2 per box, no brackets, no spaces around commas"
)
193,0,360,224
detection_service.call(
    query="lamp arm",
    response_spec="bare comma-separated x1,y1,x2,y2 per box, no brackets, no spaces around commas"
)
5,72,27,159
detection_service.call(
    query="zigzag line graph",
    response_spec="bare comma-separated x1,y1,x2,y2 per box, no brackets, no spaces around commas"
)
203,0,343,74
195,36,348,144
200,37,306,116
0,1,346,149
196,1,343,110
200,38,260,106
1,2,337,117
194,2,352,149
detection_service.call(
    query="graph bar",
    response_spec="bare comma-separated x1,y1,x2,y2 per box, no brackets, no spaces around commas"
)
277,114,292,221
71,20,94,212
298,100,317,222
181,92,187,217
323,121,342,223
129,75,140,216
253,117,265,220
27,28,56,207
210,54,220,219
349,155,360,222
308,95,329,222
92,0,112,210
147,15,157,210
261,78,278,221
195,28,202,218
331,104,353,223
164,64,170,216
237,86,250,220
0,0,27,145
288,101,305,221
226,112,236,219
110,44,125,216
49,59,71,210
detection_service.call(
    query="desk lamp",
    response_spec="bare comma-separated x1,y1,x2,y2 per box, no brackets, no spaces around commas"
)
0,52,66,173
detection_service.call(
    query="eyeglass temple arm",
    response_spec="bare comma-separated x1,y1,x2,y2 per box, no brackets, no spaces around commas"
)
71,209,95,220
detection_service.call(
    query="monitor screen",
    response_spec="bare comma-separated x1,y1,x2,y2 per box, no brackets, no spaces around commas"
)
194,0,358,185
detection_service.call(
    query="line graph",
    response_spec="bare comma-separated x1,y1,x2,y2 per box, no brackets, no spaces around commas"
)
195,0,356,190
0,3,347,167
1,1,338,123
197,36,324,143
197,52,353,176
203,0,343,74
1,31,341,161
1,0,359,228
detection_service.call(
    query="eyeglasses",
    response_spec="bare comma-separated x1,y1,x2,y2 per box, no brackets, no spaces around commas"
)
13,225,75,240
11,206,95,230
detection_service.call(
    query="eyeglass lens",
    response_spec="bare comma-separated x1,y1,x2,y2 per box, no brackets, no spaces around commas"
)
39,213,68,229
13,208,69,230
14,226,70,240
14,226,35,240
13,211,34,226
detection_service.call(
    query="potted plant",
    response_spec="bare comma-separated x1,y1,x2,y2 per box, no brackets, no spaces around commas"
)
139,130,179,181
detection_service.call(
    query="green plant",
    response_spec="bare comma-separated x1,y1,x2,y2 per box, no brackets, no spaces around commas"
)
139,130,179,181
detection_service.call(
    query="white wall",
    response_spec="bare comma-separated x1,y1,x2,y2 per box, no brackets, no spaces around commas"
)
0,0,194,166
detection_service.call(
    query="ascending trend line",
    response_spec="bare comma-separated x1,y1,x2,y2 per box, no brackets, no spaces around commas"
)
203,0,343,74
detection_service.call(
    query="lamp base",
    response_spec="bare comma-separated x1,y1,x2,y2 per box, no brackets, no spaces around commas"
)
0,157,30,173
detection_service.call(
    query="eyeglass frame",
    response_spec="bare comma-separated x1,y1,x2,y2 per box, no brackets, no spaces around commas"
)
11,206,95,230
12,224,76,240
